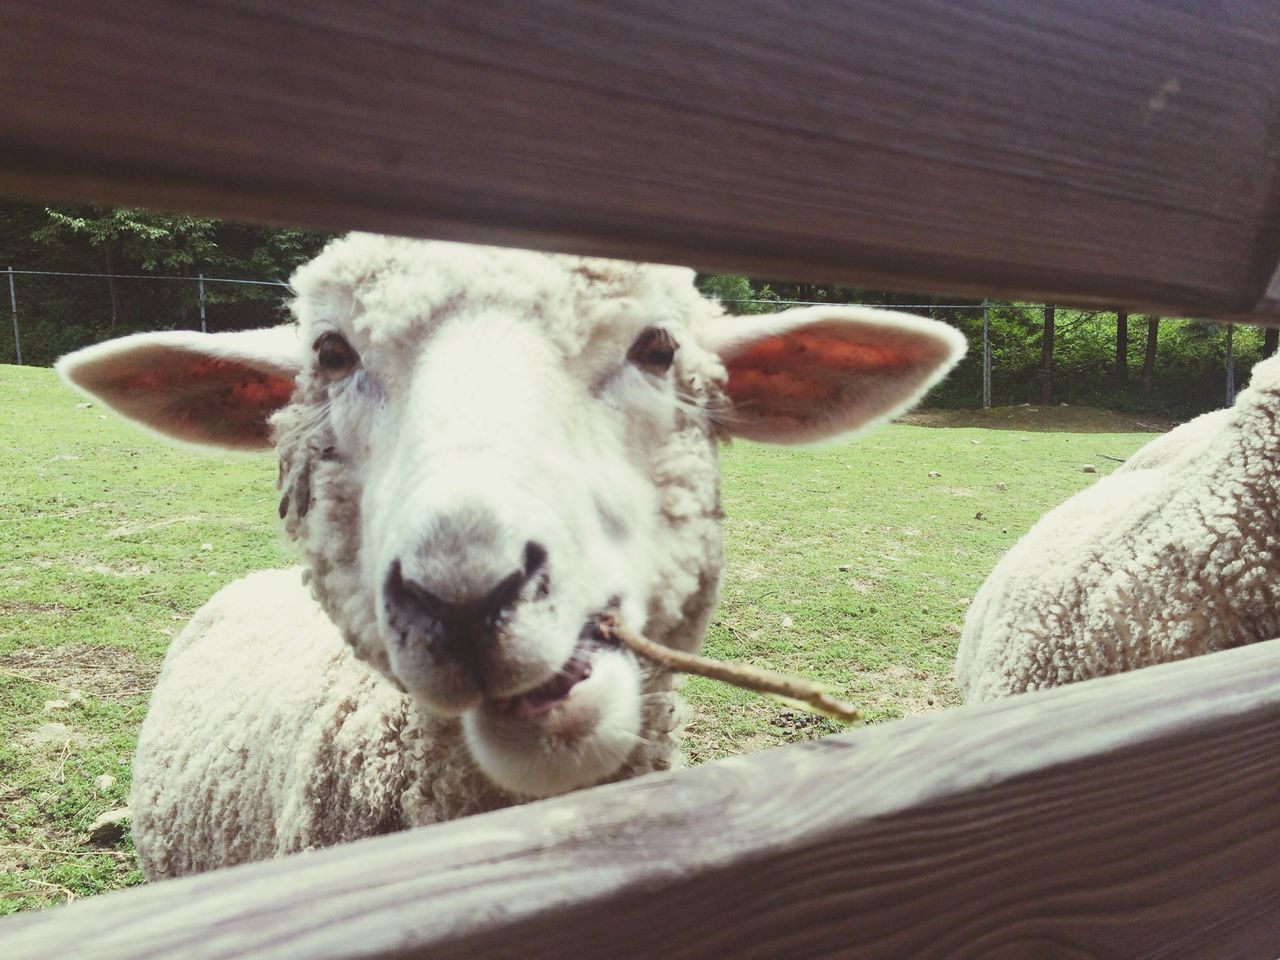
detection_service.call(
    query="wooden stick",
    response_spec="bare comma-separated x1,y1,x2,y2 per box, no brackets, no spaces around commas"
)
596,614,861,724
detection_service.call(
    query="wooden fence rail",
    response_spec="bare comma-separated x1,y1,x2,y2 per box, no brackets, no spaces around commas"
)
3,2,1279,957
4,638,1280,960
2,1,1280,321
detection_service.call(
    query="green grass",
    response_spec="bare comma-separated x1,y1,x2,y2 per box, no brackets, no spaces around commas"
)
0,364,286,912
0,363,1157,911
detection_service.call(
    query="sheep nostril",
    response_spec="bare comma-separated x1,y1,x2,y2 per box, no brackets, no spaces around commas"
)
522,540,548,578
384,559,447,626
384,549,544,643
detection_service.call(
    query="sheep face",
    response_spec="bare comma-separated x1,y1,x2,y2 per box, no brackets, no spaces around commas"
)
58,234,965,799
278,237,736,797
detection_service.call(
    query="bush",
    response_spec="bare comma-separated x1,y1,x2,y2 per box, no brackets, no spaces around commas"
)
925,307,1252,418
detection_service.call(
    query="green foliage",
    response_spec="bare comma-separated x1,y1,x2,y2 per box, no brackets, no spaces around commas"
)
696,274,782,314
0,201,331,367
199,222,329,303
28,205,328,285
31,207,220,273
927,305,1255,417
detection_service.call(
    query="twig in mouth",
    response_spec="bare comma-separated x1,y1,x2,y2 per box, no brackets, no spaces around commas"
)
596,614,861,725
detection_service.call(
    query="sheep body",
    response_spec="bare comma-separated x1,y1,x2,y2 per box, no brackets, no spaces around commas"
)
1112,408,1230,474
956,358,1280,702
131,568,681,878
61,234,964,878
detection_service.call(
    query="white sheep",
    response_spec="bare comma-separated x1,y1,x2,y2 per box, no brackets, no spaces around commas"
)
1109,407,1229,474
956,358,1279,702
59,233,965,879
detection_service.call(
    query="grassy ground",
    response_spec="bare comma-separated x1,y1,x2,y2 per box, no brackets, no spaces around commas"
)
0,363,1158,912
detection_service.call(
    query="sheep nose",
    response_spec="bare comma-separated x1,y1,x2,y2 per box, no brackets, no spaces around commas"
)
383,540,548,661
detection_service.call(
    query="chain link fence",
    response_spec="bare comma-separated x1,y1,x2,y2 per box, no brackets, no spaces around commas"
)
2,267,290,368
720,297,1254,417
0,270,1254,417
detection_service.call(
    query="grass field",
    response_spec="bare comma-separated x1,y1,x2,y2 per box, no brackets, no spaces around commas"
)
0,363,1158,912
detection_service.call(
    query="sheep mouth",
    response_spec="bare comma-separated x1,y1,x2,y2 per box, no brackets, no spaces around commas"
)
491,619,620,719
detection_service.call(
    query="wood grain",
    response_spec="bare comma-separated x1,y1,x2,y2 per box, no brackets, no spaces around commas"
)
2,1,1280,320
4,639,1280,960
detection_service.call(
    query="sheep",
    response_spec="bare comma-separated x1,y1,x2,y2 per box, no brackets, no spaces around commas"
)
955,358,1280,703
59,233,965,879
1111,408,1230,474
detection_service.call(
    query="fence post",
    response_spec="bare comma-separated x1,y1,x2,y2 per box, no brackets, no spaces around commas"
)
1226,322,1235,406
7,266,20,365
981,298,991,409
198,272,207,333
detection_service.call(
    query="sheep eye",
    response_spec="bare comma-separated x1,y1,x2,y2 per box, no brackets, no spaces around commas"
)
314,332,359,375
628,327,677,373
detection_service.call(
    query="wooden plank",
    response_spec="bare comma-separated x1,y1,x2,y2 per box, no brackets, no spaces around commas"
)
4,639,1280,960
2,1,1280,320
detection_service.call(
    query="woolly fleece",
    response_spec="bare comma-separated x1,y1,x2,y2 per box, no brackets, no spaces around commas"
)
131,237,724,878
125,235,963,879
956,356,1280,701
130,568,685,877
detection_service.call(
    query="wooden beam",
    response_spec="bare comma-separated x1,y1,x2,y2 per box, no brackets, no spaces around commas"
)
5,639,1280,960
2,1,1280,320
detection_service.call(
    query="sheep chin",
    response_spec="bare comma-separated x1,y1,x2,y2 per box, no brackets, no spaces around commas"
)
461,650,642,798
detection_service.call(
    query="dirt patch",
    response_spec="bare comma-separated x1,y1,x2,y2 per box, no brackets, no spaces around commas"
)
899,405,1175,433
0,645,158,701
853,663,960,718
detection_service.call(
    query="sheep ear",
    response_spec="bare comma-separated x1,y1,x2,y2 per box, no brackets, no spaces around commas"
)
56,326,302,451
701,306,966,444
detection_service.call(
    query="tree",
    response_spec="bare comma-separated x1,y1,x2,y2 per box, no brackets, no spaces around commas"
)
32,207,219,329
1040,304,1055,405
1141,315,1160,396
1114,309,1128,381
695,274,781,315
25,205,330,340
1265,327,1278,360
201,222,329,306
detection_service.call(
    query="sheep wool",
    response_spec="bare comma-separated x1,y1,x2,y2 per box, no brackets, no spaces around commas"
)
129,569,689,877
956,355,1280,702
59,234,965,879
